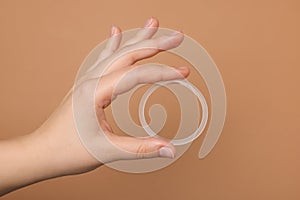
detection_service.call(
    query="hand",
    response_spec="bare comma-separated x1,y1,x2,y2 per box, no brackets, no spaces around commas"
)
0,18,189,196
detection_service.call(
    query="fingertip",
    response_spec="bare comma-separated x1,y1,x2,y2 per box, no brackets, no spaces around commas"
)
152,138,176,157
158,140,176,159
143,18,153,28
159,146,175,158
144,17,159,28
158,31,184,50
110,25,116,36
150,17,159,27
175,66,190,77
110,25,121,36
115,27,122,35
172,31,184,43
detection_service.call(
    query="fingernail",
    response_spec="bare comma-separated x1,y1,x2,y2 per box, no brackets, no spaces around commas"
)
144,18,153,28
111,25,117,36
170,30,182,36
159,147,175,158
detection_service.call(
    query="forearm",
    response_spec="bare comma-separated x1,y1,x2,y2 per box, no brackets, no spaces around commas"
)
0,131,58,195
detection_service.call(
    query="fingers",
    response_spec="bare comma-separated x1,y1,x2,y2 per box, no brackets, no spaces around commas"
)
86,18,158,76
85,26,122,74
83,18,184,81
109,134,176,160
96,64,190,108
98,26,122,61
102,31,184,75
121,17,159,47
113,64,189,96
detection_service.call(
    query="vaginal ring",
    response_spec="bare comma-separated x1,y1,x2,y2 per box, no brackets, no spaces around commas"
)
139,79,208,146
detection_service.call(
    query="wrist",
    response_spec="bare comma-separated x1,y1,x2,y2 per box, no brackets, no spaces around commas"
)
0,95,102,196
35,97,102,176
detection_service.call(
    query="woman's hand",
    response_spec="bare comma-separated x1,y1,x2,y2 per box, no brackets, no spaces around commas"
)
0,18,189,196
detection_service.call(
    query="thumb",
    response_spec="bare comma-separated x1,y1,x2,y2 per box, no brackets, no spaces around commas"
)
110,135,176,160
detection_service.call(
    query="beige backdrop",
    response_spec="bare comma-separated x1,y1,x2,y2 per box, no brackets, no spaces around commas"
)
0,0,299,199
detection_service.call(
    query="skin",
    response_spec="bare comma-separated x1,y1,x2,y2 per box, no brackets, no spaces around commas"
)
0,18,190,196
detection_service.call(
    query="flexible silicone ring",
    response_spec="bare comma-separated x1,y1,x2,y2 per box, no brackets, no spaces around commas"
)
139,79,208,146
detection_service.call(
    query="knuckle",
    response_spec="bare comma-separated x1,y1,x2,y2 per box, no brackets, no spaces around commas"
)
136,143,148,159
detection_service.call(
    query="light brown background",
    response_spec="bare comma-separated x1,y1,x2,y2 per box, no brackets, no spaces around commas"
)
1,0,299,199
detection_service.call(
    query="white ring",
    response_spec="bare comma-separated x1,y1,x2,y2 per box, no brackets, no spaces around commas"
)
139,79,208,146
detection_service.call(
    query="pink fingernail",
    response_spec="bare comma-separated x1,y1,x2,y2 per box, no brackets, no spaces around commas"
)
111,25,117,36
159,147,175,158
144,18,153,28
